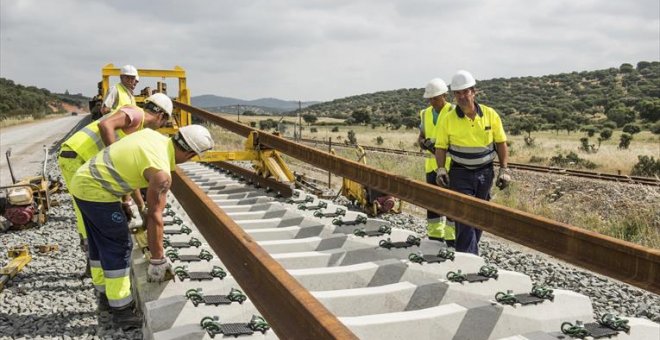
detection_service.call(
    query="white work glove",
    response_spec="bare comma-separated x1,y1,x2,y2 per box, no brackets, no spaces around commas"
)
147,257,174,282
435,168,450,188
496,167,512,190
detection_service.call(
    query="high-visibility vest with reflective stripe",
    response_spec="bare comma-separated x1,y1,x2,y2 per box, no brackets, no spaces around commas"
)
111,84,136,113
70,129,175,202
420,103,452,173
436,103,507,169
62,106,145,161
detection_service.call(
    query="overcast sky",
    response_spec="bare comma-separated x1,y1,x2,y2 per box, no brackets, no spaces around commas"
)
1,0,658,102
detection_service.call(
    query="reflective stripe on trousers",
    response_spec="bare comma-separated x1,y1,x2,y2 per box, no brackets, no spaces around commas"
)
425,170,455,240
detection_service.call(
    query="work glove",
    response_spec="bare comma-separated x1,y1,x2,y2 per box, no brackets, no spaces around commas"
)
435,168,450,188
147,257,174,282
121,202,134,222
421,138,436,153
495,167,512,190
138,206,148,226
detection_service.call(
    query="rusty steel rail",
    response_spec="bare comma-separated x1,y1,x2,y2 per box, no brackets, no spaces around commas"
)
175,101,660,294
171,168,357,339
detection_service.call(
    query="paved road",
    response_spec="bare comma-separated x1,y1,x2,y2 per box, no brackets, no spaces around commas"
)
0,114,88,186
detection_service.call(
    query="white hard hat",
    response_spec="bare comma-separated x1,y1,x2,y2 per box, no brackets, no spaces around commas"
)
450,70,476,91
423,78,449,98
176,125,214,156
120,65,138,77
145,93,173,117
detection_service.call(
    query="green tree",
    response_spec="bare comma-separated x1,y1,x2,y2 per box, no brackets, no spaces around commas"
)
606,105,636,127
636,99,660,122
559,119,578,134
302,114,317,125
599,128,613,141
350,109,371,124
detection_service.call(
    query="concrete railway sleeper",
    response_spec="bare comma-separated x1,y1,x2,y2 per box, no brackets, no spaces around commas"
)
129,162,659,339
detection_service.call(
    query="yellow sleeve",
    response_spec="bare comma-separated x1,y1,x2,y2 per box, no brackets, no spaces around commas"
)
491,109,507,143
434,114,450,149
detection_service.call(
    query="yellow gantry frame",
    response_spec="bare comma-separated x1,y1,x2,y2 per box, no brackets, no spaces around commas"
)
101,63,192,128
193,131,295,184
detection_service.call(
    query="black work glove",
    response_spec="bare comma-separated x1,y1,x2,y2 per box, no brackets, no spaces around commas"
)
121,202,134,222
421,138,436,153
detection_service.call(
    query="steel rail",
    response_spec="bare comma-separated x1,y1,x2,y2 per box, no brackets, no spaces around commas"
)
171,168,358,339
175,101,660,293
297,138,660,186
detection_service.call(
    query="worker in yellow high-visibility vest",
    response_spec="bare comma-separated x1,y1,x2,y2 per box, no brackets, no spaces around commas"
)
101,65,139,115
69,125,214,329
418,78,456,247
57,93,173,276
435,70,512,255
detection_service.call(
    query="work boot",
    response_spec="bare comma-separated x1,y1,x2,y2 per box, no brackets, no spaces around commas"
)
111,303,143,330
96,292,111,312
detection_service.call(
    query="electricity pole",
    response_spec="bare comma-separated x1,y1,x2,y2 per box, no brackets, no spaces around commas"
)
237,104,241,122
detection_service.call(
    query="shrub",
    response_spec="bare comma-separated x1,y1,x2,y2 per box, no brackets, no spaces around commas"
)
310,127,318,133
579,137,597,153
347,130,357,144
331,126,339,132
249,121,256,128
550,151,597,169
375,136,384,145
529,155,546,163
622,123,641,135
618,133,633,149
599,128,613,141
651,121,660,134
630,155,660,177
602,121,618,130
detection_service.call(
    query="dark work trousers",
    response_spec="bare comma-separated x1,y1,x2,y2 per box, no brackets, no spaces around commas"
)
74,198,133,307
449,165,494,255
425,170,440,220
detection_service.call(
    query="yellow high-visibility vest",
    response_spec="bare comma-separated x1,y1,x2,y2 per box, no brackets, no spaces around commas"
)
70,129,175,202
110,83,136,113
61,106,145,161
420,103,452,173
435,103,506,169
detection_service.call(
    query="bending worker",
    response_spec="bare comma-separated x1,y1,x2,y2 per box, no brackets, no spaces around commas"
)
69,125,214,328
434,70,511,255
101,64,139,115
58,93,173,274
418,78,455,247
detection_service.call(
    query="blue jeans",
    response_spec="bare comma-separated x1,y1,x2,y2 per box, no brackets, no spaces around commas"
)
449,165,494,255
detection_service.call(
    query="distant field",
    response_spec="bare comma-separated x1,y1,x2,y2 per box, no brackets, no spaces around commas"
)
208,117,659,175
209,111,345,125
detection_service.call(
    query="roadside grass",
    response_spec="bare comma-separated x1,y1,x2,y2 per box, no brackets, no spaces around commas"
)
0,115,35,128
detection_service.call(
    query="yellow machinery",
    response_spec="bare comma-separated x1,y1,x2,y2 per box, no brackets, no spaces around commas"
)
338,145,401,216
0,147,61,231
0,245,31,292
89,64,192,130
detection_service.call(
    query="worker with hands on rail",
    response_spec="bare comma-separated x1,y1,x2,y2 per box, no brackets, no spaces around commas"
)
418,78,456,247
101,64,139,115
69,125,214,329
58,93,174,274
434,70,511,255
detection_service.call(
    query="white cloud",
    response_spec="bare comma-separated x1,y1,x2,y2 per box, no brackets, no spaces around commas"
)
1,0,658,101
